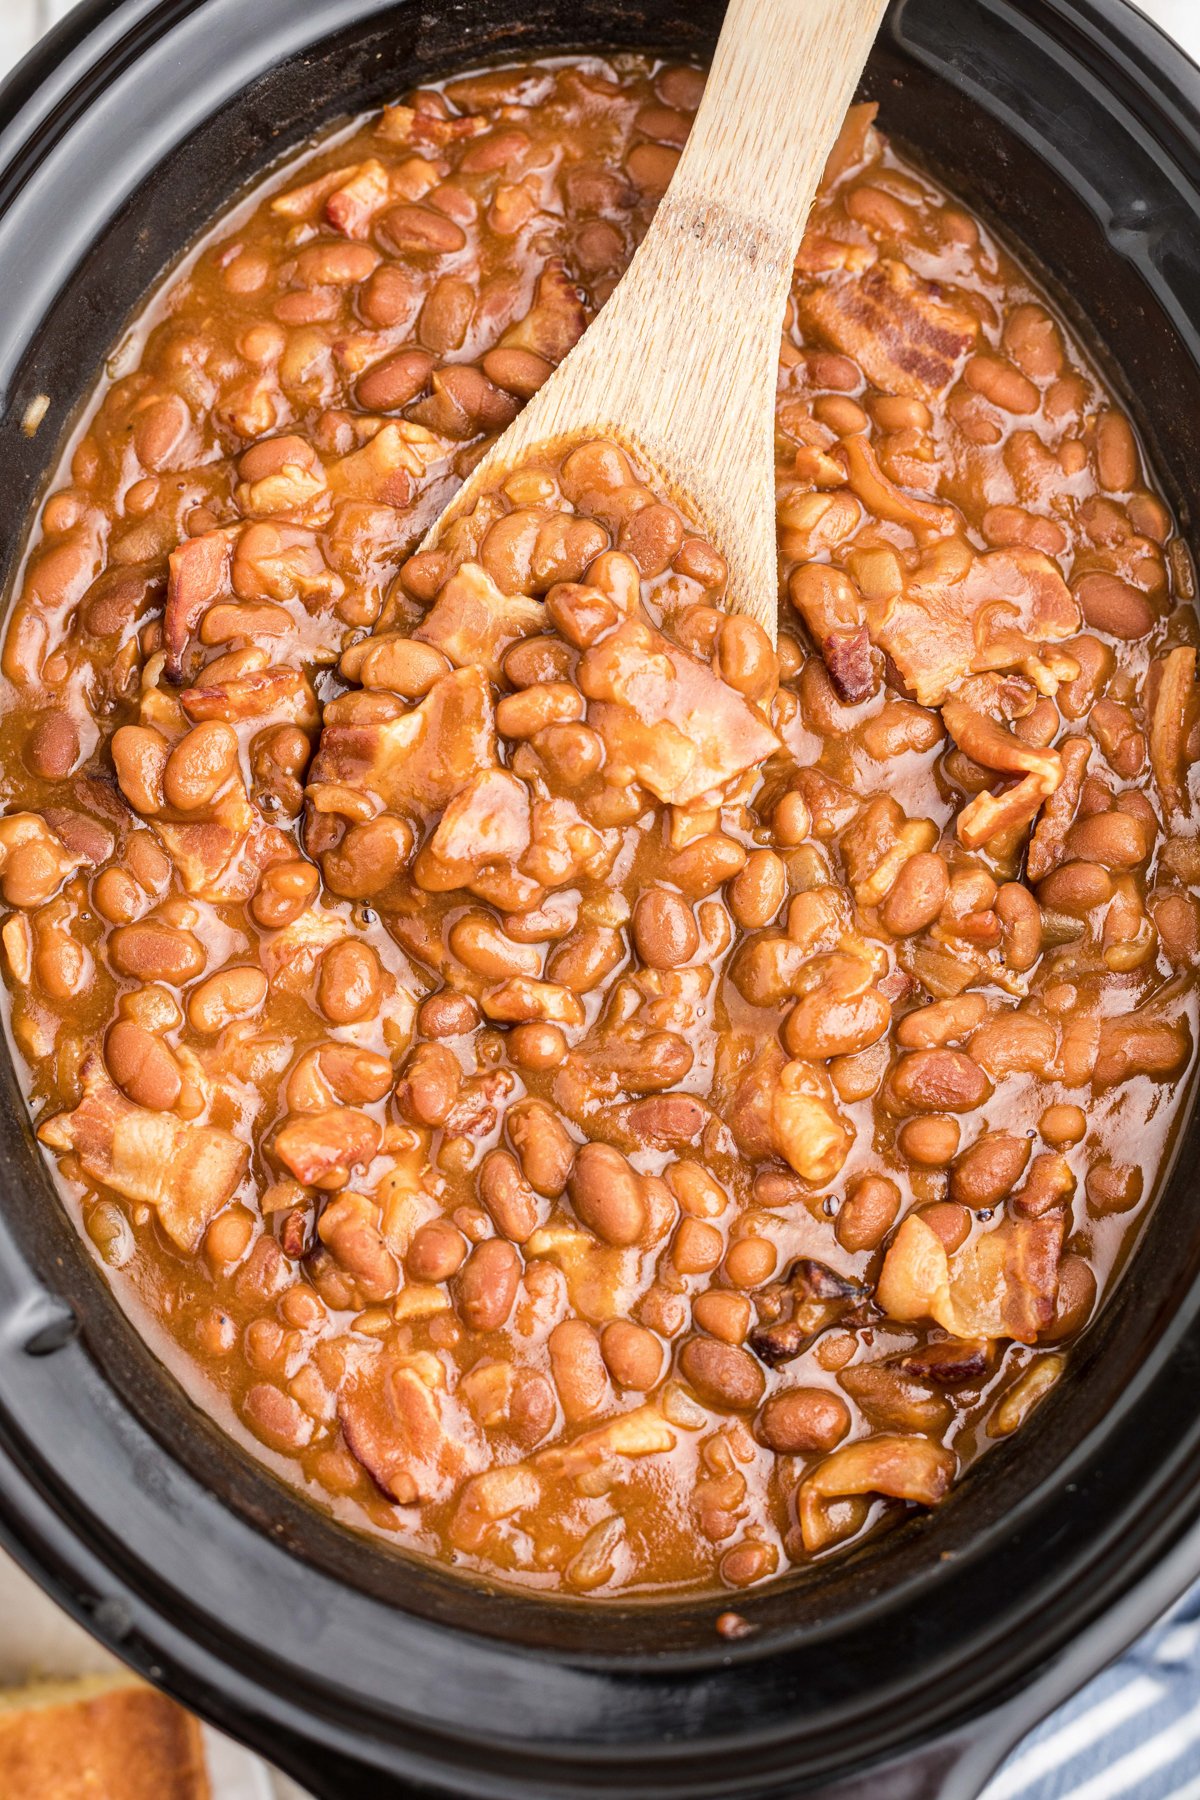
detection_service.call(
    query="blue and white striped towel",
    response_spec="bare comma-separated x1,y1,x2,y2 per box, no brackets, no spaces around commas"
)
983,1585,1200,1800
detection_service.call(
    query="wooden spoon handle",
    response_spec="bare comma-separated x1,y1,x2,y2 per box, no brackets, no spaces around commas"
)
424,0,887,637
664,0,888,308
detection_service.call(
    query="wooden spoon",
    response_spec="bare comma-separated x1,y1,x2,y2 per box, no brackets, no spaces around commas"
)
421,0,888,638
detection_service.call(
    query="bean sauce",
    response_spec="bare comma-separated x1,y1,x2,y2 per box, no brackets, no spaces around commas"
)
1,55,1198,1596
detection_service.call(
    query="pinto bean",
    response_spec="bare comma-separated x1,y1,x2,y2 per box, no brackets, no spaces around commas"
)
950,1132,1031,1207
379,202,467,255
549,1319,610,1421
896,994,987,1050
478,1148,542,1243
507,1098,574,1196
395,1042,460,1127
671,1217,724,1275
1036,861,1113,914
188,966,268,1034
887,1049,991,1114
835,1175,901,1253
757,1387,849,1455
728,850,787,929
724,1235,778,1288
601,1321,665,1391
251,859,320,929
321,817,413,899
357,348,434,411
508,1022,568,1070
111,725,168,815
417,991,478,1037
1044,1255,1098,1339
898,1114,961,1167
163,722,240,812
994,882,1041,972
1085,1160,1143,1216
407,1219,468,1284
318,941,383,1023
105,1018,181,1111
110,921,206,985
692,1291,752,1345
568,1142,646,1246
449,911,540,980
1074,573,1154,639
455,1238,521,1332
880,853,949,936
632,888,698,967
1063,810,1151,868
679,1337,765,1411
665,834,748,896
1094,409,1139,491
25,714,79,780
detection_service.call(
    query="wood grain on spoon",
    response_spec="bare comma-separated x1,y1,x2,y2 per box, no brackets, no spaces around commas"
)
422,0,888,639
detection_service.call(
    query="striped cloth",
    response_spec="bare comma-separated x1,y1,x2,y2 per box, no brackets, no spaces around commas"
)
982,1587,1200,1800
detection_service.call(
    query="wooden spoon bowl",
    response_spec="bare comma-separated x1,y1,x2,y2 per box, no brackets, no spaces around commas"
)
421,0,888,638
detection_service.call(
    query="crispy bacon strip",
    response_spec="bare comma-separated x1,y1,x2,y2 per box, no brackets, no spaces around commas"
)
796,257,979,400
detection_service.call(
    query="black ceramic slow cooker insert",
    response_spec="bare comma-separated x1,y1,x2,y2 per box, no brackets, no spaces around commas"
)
0,2,1199,1796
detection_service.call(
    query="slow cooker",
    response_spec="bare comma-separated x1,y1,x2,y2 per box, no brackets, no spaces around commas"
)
0,1,1199,1794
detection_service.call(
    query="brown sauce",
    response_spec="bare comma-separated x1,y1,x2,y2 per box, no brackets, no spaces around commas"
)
0,54,1197,1597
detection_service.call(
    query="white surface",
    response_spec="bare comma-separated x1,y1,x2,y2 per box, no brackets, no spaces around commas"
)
1134,0,1200,59
0,3,1195,1799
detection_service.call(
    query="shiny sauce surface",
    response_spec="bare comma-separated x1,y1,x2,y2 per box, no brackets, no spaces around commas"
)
1,56,1197,1597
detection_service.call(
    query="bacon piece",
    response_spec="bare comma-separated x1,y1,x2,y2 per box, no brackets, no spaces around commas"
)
751,1259,869,1365
878,1212,1063,1344
414,561,545,682
498,259,588,365
272,164,359,221
164,531,233,681
326,420,451,510
324,158,392,237
771,1058,853,1184
535,1404,675,1478
865,547,1080,708
38,1068,247,1251
340,1353,476,1505
942,694,1064,852
839,433,959,536
896,1338,993,1386
822,623,875,702
273,1106,382,1186
259,910,349,988
449,1465,543,1554
799,1435,956,1551
378,105,488,146
180,667,319,730
796,257,979,399
577,619,780,806
820,100,879,190
1149,645,1197,824
308,666,497,821
151,820,252,901
1026,736,1091,881
419,769,531,887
